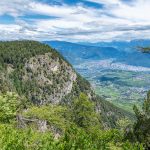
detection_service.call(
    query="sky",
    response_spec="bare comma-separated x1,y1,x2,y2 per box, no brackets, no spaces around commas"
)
0,0,150,42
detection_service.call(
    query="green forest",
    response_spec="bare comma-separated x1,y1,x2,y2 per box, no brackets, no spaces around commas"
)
0,41,149,150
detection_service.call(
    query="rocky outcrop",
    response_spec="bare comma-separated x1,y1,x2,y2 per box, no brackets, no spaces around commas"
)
23,53,77,105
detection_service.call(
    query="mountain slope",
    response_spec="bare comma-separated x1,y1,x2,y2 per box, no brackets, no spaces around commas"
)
0,41,134,128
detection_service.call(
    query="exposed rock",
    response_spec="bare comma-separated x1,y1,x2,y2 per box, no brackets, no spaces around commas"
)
37,120,48,132
23,53,77,104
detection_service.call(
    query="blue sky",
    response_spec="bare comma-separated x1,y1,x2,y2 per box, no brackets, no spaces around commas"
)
0,0,150,42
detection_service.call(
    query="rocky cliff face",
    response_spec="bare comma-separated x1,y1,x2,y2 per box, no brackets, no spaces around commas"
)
23,53,77,105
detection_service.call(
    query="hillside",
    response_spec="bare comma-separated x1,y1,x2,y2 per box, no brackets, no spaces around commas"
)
0,41,148,149
0,41,134,128
0,41,91,105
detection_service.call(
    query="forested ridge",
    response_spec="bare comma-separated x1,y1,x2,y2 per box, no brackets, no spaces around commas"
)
0,41,149,149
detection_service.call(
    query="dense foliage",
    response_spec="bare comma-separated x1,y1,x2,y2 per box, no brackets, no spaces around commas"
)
0,41,68,68
126,91,150,149
70,93,101,130
0,92,145,150
0,92,20,123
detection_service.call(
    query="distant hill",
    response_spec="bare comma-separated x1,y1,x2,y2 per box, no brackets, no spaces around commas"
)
45,40,150,67
79,39,150,52
44,41,125,64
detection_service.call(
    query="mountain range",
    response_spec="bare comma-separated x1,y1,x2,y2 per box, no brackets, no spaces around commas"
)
45,40,150,68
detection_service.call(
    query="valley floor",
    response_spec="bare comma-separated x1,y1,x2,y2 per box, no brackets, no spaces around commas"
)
75,61,150,112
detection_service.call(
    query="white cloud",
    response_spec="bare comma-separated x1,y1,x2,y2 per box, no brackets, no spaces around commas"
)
85,0,150,22
85,0,121,5
110,0,150,22
0,0,150,41
0,0,31,17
